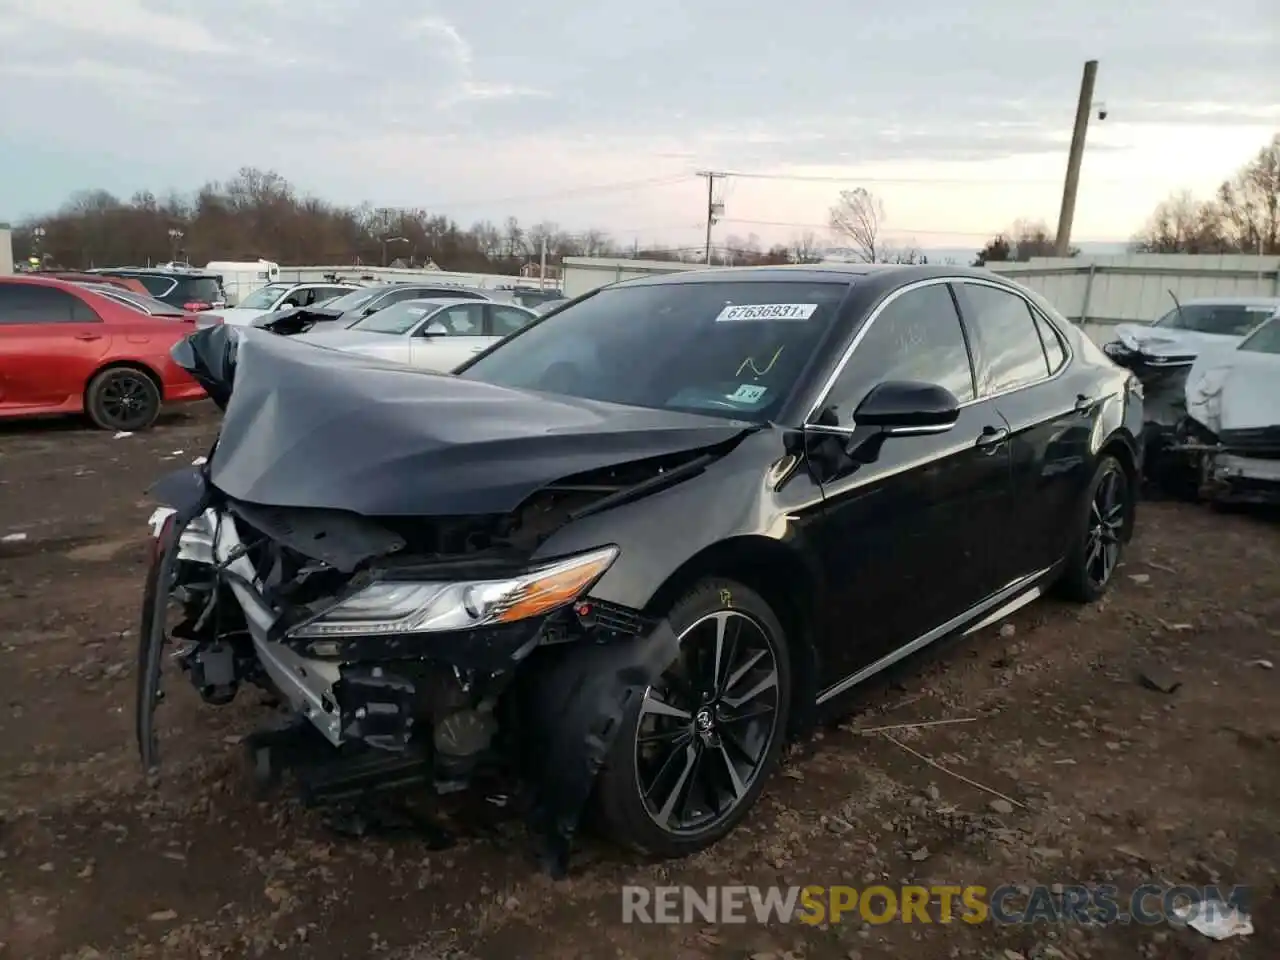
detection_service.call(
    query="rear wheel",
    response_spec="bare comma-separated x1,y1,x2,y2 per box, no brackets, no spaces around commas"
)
86,367,161,432
593,579,791,858
1057,454,1132,603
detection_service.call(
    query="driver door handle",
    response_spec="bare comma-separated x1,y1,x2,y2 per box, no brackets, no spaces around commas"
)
74,333,103,341
1074,393,1097,413
975,425,1009,453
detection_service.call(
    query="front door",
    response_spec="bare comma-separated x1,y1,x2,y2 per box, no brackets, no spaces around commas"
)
408,303,493,372
806,281,1015,689
0,283,110,409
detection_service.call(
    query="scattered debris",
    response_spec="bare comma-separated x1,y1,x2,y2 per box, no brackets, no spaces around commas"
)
999,623,1016,638
0,533,27,543
1173,899,1253,940
1138,667,1182,694
1145,560,1177,574
852,718,977,735
192,456,208,466
147,909,178,922
112,431,133,439
882,734,1025,810
1128,573,1151,584
1249,659,1274,670
1157,618,1193,631
988,799,1014,815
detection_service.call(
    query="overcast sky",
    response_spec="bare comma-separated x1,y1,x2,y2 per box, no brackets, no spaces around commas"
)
0,0,1276,252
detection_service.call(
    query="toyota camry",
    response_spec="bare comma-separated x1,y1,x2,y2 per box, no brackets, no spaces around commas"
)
139,264,1143,874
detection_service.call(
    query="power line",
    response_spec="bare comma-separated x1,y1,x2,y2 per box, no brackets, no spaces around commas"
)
716,170,1118,186
718,217,1130,244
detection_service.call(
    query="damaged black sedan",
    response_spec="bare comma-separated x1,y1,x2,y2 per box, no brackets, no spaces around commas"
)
139,264,1143,873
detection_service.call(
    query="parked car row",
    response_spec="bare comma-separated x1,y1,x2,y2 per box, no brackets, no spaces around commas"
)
1101,295,1280,503
0,276,209,430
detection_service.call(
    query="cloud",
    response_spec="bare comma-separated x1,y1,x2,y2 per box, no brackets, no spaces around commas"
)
0,0,1275,244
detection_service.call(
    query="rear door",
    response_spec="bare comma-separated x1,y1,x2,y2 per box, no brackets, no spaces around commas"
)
953,280,1088,580
0,284,111,408
407,303,491,372
485,304,536,343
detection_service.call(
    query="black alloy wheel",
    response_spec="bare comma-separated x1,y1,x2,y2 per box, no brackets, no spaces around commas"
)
86,367,162,432
593,580,791,857
1058,454,1131,602
1085,466,1126,588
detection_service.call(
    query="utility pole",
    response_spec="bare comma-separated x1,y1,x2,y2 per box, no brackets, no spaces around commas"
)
697,171,726,264
1054,59,1099,257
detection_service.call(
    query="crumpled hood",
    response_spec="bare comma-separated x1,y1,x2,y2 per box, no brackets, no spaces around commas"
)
1110,324,1242,362
1186,348,1280,435
172,325,752,517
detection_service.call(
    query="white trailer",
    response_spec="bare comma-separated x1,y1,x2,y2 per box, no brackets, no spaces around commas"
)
206,259,281,305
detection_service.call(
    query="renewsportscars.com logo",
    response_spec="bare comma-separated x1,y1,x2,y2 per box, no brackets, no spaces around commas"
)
621,884,1252,926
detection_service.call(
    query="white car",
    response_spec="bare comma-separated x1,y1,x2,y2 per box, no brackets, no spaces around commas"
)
207,282,361,326
1104,296,1280,367
297,298,539,372
1179,312,1280,502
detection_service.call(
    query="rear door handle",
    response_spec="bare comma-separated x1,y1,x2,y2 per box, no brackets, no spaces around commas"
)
975,425,1010,452
74,333,103,341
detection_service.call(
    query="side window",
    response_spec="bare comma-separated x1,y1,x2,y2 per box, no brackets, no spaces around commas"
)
826,284,975,415
1033,313,1066,374
489,305,534,337
379,288,428,308
0,284,98,324
428,303,484,335
958,283,1052,394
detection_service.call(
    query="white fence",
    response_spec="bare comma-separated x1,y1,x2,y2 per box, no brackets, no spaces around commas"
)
987,254,1280,343
277,264,559,291
560,253,1280,345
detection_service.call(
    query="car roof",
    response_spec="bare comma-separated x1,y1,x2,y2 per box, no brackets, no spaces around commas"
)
398,297,479,309
610,262,1008,288
94,267,221,279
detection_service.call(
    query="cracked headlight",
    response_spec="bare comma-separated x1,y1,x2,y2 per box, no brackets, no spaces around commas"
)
288,545,619,638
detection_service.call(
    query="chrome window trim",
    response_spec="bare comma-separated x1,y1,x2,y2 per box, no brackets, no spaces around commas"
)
804,276,1074,425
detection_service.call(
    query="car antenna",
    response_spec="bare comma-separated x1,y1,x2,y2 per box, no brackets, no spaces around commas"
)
1167,288,1185,327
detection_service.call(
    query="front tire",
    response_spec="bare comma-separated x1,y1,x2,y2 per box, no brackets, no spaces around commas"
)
86,366,161,432
1057,454,1133,603
593,579,791,858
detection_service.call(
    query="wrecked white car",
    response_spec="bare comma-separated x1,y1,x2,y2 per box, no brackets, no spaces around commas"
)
1168,312,1280,504
1103,297,1280,477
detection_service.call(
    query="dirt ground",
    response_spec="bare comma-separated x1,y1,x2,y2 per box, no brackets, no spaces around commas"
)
0,404,1277,960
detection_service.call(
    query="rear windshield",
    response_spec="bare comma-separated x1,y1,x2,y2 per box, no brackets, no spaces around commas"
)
459,279,851,422
172,276,224,304
99,289,185,316
237,283,293,310
322,287,382,313
1152,303,1276,336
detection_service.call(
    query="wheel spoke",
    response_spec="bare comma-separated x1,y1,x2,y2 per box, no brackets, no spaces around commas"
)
654,743,698,826
721,670,777,710
723,649,766,696
640,689,691,721
716,743,747,801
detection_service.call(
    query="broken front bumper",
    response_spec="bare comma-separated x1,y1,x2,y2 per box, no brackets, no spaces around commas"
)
139,479,680,874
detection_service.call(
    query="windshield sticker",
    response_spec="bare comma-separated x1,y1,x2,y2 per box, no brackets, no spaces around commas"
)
728,383,768,403
715,303,818,323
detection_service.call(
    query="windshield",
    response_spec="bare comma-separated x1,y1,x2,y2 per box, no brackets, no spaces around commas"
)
459,279,852,421
349,300,443,335
320,287,381,313
1151,302,1276,337
237,283,293,310
1239,314,1280,355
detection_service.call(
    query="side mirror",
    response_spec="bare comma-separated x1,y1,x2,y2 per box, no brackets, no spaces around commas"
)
419,322,448,337
853,381,960,436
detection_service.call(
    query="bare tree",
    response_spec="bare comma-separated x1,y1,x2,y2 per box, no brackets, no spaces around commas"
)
829,187,884,262
789,229,823,263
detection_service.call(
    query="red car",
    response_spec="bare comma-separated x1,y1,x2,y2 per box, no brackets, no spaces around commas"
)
0,277,208,432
